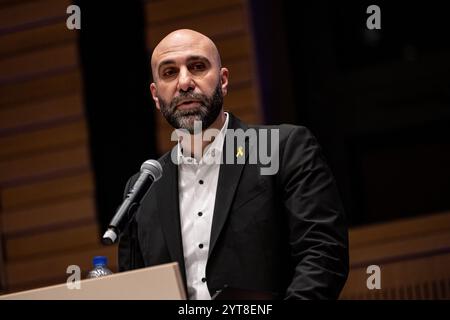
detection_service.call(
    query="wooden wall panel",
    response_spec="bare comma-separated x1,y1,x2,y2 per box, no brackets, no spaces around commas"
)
0,94,83,133
224,84,256,110
0,144,90,185
2,196,96,235
0,0,68,29
0,120,87,160
226,58,253,86
343,255,450,299
1,171,93,210
215,33,251,61
147,7,246,49
0,22,76,58
0,69,81,107
6,223,99,261
0,43,78,81
340,211,450,299
145,0,241,25
349,211,450,248
0,0,109,294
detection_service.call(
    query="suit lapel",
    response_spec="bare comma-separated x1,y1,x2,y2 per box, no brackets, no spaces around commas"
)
154,114,250,280
208,113,249,257
155,153,187,283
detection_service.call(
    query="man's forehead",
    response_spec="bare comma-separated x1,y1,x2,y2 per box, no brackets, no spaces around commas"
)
151,30,220,71
153,42,214,65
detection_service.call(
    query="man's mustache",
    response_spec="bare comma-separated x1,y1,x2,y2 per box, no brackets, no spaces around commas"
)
170,92,208,109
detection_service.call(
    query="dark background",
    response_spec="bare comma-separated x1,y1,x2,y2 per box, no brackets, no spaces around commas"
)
78,1,450,230
77,0,157,231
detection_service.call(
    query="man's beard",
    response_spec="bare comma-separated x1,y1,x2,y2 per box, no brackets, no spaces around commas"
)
158,82,223,134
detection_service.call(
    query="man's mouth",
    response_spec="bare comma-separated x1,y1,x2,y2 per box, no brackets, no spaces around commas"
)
177,100,201,110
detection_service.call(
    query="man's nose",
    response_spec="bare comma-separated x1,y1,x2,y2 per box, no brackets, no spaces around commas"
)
177,67,195,92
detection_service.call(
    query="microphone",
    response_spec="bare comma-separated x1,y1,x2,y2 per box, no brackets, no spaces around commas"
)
102,159,163,245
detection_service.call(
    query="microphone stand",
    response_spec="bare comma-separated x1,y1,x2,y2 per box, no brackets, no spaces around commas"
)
126,203,139,271
103,201,139,271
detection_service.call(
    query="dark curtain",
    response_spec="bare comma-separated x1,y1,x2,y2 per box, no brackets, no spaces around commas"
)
77,0,157,234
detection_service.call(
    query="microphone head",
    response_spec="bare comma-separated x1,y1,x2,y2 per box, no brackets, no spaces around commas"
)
141,159,163,181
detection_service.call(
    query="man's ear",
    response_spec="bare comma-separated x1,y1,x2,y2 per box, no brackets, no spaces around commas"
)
220,68,229,97
150,82,161,111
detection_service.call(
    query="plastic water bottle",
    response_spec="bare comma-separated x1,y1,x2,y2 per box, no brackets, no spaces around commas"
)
86,256,113,279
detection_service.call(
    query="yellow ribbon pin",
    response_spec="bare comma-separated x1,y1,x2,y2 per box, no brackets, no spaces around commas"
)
236,146,244,158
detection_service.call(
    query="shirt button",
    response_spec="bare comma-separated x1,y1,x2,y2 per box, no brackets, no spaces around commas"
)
199,180,204,185
199,243,204,249
198,212,203,217
202,277,207,283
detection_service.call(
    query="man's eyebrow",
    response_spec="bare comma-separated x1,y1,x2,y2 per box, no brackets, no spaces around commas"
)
186,55,210,63
158,56,210,70
158,59,176,71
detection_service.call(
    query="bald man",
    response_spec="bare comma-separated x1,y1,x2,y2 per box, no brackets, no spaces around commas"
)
150,29,228,154
118,29,349,300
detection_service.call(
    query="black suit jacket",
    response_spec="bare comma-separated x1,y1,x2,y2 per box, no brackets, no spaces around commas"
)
118,113,349,299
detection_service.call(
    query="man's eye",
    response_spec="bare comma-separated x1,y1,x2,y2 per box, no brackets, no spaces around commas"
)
162,69,177,77
191,63,206,71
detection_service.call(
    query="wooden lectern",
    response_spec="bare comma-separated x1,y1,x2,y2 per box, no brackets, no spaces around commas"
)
0,262,186,300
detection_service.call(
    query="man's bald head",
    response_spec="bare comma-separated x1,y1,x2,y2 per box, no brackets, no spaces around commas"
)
151,29,222,80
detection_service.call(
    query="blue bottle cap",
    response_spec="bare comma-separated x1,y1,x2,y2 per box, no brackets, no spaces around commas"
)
93,256,108,267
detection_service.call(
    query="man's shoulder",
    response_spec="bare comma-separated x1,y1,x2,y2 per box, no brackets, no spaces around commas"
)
229,113,311,137
248,123,314,142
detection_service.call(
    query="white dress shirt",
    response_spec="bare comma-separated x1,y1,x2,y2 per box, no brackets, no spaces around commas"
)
177,113,229,300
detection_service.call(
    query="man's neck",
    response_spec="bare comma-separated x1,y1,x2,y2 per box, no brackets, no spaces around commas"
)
184,111,226,159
